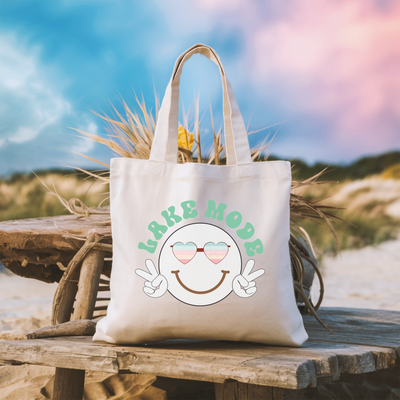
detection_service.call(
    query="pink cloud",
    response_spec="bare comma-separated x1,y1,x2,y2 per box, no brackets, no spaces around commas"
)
196,0,400,153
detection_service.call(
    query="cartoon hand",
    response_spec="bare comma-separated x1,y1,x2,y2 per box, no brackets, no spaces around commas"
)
135,259,168,298
233,260,265,298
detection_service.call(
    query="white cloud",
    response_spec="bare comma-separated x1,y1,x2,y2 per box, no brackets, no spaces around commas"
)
0,35,71,147
72,121,97,154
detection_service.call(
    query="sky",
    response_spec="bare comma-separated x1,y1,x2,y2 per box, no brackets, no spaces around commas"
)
0,0,399,176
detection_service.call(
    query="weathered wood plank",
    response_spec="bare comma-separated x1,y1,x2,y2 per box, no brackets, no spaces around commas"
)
135,340,395,385
97,285,110,291
0,338,315,389
0,336,316,389
0,337,119,373
0,259,64,283
304,308,400,355
0,335,396,390
0,212,111,244
128,348,317,389
300,341,396,385
0,212,111,282
93,305,108,311
0,320,96,340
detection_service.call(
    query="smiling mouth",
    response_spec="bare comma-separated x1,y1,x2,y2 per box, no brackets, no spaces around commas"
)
171,270,230,294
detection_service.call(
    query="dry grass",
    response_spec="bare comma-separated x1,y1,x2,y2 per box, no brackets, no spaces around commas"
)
294,177,400,253
382,163,400,180
0,172,108,222
73,96,271,167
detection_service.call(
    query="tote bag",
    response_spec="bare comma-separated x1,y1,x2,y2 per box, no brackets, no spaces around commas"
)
94,44,308,347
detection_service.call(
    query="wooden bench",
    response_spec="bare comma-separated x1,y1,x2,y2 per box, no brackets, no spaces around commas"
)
1,215,399,399
1,308,399,399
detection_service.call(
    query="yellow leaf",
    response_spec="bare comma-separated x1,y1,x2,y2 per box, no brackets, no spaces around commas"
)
178,125,194,150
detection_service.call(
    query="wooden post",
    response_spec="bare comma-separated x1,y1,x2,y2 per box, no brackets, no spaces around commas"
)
52,268,80,325
215,382,304,400
53,248,105,400
72,249,105,320
52,233,103,325
53,368,85,400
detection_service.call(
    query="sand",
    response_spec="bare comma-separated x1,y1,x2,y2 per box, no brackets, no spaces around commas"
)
311,236,400,311
0,273,56,333
1,238,399,399
0,365,170,399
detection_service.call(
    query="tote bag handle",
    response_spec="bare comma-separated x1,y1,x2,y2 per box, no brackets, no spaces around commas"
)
149,44,252,165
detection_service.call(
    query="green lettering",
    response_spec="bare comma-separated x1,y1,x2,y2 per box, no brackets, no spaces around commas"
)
226,211,242,229
138,239,158,254
161,206,182,227
148,221,168,240
181,200,198,219
244,239,263,257
204,200,227,221
237,222,255,240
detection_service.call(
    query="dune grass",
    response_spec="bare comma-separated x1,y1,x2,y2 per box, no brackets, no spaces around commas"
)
292,175,400,255
0,171,108,222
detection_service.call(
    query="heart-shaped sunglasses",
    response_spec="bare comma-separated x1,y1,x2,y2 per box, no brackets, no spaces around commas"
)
171,242,230,265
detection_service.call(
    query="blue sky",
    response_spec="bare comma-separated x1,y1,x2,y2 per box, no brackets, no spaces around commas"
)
0,0,399,176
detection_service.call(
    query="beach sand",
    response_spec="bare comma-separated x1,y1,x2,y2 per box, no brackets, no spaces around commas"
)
311,236,400,311
1,238,399,399
0,273,56,333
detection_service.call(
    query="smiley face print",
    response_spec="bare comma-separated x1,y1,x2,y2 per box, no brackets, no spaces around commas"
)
135,223,265,306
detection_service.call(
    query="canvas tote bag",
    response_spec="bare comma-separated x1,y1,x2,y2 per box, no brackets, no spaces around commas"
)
94,44,308,347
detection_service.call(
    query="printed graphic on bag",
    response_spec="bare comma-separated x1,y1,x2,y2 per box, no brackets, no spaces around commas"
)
172,241,229,264
135,200,266,306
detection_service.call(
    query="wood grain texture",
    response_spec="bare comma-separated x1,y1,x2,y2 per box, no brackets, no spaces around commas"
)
0,308,397,391
51,265,80,325
0,320,96,340
215,381,274,399
304,308,400,356
72,249,105,320
0,212,111,241
53,367,85,400
52,233,101,325
0,212,111,283
0,337,120,373
215,383,306,400
0,333,396,390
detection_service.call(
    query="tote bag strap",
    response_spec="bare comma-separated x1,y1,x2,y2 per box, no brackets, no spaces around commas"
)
149,44,252,165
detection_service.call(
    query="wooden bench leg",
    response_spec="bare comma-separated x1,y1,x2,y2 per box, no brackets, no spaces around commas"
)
215,382,305,400
72,249,105,320
53,248,105,399
53,368,85,400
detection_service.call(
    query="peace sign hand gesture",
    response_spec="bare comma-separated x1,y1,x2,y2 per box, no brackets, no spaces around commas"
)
233,260,265,298
135,259,168,298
